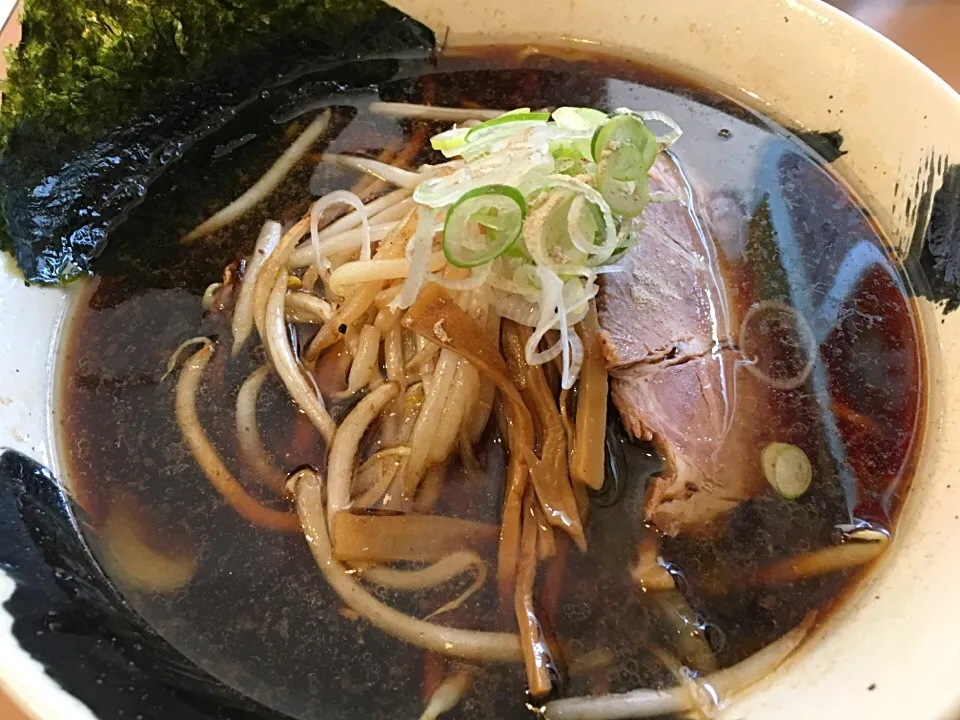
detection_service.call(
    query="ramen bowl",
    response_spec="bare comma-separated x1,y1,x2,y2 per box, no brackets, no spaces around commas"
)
0,0,958,718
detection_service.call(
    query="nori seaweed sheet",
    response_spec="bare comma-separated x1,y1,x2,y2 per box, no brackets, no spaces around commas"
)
0,0,434,283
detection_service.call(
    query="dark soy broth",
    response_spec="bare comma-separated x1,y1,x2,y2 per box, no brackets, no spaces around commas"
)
58,46,924,719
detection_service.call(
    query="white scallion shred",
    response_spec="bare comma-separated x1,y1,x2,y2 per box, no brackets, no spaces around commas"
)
526,267,566,366
524,175,619,265
430,127,470,157
567,194,599,256
615,108,684,148
414,148,554,208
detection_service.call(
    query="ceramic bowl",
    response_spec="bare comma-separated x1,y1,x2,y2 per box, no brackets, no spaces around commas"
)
1,0,958,718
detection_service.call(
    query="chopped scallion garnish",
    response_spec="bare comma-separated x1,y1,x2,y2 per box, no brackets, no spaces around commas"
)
552,106,609,132
762,442,813,499
465,108,551,141
589,114,659,217
406,105,681,385
591,114,658,167
442,185,527,268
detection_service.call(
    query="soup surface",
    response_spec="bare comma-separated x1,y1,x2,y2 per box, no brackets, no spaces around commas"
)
58,47,924,719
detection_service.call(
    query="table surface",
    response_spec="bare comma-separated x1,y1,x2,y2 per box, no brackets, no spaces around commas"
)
1,1,959,719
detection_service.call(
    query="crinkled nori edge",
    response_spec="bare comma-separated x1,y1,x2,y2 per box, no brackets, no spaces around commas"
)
0,2,434,284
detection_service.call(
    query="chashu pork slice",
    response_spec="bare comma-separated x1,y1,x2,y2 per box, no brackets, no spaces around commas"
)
599,159,726,371
611,351,769,536
598,157,765,536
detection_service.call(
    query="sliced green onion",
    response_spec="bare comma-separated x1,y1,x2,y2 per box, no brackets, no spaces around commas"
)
549,138,593,173
550,139,585,160
605,144,647,181
762,442,812,499
554,158,580,175
567,195,606,254
553,106,609,132
591,114,658,168
523,175,619,265
590,115,659,217
465,109,551,141
596,149,650,217
431,127,469,155
624,108,684,147
442,185,526,268
501,242,531,260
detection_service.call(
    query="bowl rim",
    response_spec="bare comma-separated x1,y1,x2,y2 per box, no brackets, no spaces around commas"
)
1,0,960,718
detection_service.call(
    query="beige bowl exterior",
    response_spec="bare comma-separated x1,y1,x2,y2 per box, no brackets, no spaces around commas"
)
0,0,957,718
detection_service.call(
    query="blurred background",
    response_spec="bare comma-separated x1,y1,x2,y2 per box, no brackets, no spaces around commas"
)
831,0,960,88
0,0,957,718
